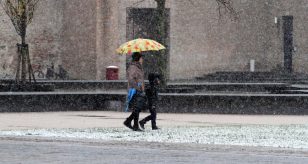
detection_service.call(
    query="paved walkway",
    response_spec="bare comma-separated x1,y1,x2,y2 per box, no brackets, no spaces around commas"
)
1,139,308,164
0,111,308,130
1,112,308,164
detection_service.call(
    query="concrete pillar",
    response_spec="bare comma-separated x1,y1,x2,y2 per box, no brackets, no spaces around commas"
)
96,0,104,80
96,0,120,80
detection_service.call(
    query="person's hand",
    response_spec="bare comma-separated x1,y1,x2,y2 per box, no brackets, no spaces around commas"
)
138,91,146,97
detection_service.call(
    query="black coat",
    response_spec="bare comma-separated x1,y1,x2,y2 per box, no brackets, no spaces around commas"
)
145,85,159,105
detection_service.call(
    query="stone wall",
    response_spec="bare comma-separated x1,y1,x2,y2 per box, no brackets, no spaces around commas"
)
168,0,308,80
169,0,276,79
0,8,17,78
109,0,308,80
1,0,308,80
271,0,308,74
61,0,98,79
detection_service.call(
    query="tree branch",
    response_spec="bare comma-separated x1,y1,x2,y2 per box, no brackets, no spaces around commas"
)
26,0,39,25
1,0,40,35
1,0,22,35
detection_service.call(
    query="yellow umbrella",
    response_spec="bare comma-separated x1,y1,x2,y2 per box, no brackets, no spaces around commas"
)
116,38,166,55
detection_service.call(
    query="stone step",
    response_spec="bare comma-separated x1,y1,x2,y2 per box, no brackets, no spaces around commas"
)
274,85,308,94
0,84,55,92
278,90,308,94
167,83,289,93
1,91,308,114
196,72,308,82
162,87,195,93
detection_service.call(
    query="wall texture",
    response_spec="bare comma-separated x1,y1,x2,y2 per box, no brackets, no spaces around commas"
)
1,0,308,80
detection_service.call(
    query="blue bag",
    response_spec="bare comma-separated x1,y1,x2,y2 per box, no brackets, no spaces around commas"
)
124,82,142,112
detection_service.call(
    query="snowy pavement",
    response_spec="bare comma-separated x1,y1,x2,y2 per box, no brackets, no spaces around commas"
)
1,139,308,164
1,125,308,149
0,111,308,150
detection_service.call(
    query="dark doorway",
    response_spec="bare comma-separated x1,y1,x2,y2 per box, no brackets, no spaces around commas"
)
126,8,170,78
283,16,293,73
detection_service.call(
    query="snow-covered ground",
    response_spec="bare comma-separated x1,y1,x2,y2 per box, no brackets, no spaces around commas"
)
1,112,307,150
1,124,307,150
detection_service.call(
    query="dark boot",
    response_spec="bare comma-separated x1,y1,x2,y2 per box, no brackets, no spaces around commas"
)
133,128,143,131
123,120,133,130
139,119,146,129
151,120,159,130
152,126,159,130
123,114,134,130
133,124,143,131
132,111,143,131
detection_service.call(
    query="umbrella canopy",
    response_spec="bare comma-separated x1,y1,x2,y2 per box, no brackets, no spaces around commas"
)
116,38,166,55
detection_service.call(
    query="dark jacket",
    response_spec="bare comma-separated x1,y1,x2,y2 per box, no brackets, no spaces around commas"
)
146,85,159,103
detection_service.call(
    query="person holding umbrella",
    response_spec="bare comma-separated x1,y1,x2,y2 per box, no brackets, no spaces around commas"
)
123,52,146,131
117,38,166,131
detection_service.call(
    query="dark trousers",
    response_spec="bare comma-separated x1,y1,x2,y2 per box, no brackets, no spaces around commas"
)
141,101,157,128
125,93,146,129
126,110,140,129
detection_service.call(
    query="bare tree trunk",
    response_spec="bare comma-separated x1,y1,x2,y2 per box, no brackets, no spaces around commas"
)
20,9,28,83
21,44,27,83
15,44,21,84
16,43,36,84
27,46,36,82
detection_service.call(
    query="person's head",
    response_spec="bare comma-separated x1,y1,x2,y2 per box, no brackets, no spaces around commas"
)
132,52,143,64
148,72,160,86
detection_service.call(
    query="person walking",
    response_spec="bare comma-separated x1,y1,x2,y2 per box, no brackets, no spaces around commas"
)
123,52,146,131
139,73,160,130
